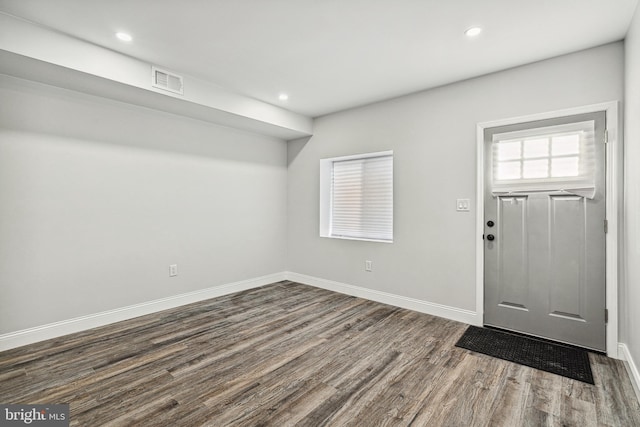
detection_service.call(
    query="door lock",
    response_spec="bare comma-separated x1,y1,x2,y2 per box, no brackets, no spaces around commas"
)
487,220,495,227
486,234,495,241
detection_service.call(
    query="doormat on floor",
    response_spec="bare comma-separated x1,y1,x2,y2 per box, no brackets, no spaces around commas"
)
455,326,594,384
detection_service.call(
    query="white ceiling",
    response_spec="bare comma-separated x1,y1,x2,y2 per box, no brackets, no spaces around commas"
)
0,0,637,117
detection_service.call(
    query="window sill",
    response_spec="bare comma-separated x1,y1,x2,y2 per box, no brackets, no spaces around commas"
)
320,235,393,244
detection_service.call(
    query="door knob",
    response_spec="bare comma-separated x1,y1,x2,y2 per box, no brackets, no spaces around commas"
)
487,220,495,227
486,234,495,241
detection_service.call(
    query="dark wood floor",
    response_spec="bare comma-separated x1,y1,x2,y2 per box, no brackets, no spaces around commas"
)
1,281,639,426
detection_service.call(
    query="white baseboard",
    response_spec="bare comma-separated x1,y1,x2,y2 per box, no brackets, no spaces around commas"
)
0,272,286,352
0,271,477,352
285,272,480,326
618,343,640,403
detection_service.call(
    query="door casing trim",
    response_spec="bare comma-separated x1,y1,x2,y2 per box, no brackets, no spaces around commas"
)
476,101,620,358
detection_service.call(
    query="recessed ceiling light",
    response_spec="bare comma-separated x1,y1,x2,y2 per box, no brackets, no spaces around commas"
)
278,93,289,101
115,32,133,42
465,26,483,37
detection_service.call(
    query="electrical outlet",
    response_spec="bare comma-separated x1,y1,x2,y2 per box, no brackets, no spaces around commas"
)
365,260,372,272
169,264,178,277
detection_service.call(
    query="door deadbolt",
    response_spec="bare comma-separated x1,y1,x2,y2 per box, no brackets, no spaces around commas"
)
487,220,495,227
486,234,495,241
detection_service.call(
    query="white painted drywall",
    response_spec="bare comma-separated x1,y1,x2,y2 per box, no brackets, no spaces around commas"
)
624,5,640,371
0,75,287,334
287,43,624,311
0,13,313,140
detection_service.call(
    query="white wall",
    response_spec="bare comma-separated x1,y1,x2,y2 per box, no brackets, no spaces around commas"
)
0,40,629,347
288,43,624,312
624,5,640,370
0,75,288,334
0,13,313,140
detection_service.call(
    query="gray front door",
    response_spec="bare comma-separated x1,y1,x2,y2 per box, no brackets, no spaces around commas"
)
484,112,606,351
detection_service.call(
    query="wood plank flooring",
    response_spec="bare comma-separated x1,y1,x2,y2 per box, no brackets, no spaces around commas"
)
1,281,639,426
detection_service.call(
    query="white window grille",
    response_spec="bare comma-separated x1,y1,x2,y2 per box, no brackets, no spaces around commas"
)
491,121,596,198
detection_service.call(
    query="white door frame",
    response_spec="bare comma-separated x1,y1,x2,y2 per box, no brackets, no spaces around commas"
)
475,101,621,358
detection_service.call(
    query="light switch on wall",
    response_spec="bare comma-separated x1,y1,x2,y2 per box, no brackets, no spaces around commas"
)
456,199,470,211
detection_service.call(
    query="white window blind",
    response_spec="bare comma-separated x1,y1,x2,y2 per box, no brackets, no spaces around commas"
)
491,120,597,198
321,152,393,242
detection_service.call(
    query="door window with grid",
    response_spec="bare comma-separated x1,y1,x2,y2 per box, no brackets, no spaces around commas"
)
491,121,597,198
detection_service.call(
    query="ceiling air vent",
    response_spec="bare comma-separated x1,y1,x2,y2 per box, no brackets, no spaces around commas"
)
151,66,184,95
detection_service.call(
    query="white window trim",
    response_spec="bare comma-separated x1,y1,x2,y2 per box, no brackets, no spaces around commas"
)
320,150,394,243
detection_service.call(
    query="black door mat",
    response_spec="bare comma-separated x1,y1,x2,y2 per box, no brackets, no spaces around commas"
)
455,325,594,384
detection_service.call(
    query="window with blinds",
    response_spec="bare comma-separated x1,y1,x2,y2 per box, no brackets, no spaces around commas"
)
320,151,393,242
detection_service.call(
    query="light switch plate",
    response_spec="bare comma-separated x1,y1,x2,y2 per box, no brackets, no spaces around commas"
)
456,199,470,212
